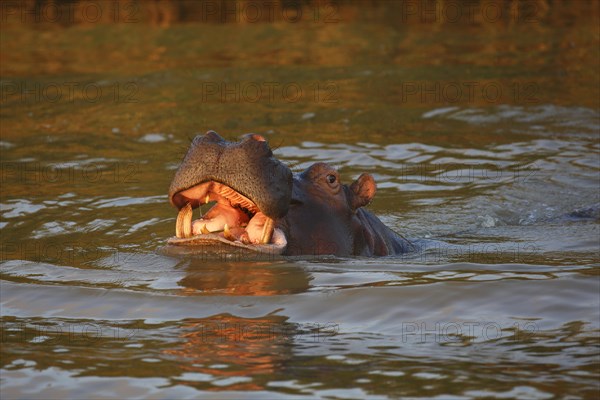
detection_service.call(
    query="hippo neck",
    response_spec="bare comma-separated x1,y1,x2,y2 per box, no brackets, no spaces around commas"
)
353,208,414,256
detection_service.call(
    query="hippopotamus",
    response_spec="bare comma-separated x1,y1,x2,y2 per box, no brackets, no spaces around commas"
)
167,131,414,257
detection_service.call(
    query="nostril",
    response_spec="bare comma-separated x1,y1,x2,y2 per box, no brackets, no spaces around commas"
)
204,130,225,142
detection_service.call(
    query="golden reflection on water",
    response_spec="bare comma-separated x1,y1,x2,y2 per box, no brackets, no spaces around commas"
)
1,1,599,398
163,314,295,391
178,261,310,295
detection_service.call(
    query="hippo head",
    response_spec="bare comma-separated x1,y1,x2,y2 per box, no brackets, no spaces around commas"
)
278,162,377,255
167,131,412,256
168,131,293,254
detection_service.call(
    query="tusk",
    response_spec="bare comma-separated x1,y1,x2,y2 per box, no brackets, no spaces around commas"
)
175,203,193,238
260,217,274,244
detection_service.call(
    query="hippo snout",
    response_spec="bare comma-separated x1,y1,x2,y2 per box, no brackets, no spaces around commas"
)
168,131,293,252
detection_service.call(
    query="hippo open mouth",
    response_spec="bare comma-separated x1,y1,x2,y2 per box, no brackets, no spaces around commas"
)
167,131,293,254
170,181,287,251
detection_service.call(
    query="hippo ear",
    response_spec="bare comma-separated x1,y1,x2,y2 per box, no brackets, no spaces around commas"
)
349,173,376,210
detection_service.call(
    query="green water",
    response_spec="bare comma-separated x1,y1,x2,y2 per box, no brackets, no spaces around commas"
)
1,1,599,398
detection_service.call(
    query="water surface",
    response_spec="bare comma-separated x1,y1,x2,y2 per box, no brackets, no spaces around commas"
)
1,1,599,399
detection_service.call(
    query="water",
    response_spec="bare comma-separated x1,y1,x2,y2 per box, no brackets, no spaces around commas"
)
1,1,599,398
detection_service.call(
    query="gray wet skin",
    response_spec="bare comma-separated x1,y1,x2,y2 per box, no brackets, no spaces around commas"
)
168,131,414,256
169,131,293,218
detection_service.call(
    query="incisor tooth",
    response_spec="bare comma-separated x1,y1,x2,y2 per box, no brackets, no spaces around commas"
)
223,224,235,241
241,233,250,245
260,217,274,244
175,203,193,238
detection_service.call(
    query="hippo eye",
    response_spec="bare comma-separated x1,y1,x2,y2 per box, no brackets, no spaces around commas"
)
326,174,337,184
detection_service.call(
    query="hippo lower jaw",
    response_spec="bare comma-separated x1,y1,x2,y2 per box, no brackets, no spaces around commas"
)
167,180,288,254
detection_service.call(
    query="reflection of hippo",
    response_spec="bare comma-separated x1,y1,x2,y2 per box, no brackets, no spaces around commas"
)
168,131,414,256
